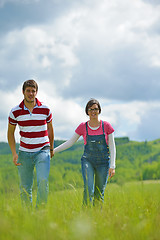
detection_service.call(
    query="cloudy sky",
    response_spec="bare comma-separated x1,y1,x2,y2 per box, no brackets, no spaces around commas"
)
0,0,160,143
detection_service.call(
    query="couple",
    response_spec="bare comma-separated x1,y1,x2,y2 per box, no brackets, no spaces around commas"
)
7,79,116,208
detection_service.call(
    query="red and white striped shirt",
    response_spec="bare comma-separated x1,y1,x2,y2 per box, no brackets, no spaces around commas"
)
8,98,53,152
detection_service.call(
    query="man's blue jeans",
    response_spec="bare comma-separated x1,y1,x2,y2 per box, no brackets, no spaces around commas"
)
81,159,110,206
17,149,50,208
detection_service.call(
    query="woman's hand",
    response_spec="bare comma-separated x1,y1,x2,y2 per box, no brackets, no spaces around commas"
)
109,168,115,179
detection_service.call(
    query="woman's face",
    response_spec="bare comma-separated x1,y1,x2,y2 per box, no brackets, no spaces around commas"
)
88,103,99,120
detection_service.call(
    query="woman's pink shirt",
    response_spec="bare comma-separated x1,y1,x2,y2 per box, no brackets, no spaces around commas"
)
75,120,114,145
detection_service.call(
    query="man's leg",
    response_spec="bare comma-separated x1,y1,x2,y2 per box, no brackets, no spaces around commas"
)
18,151,34,207
35,149,50,208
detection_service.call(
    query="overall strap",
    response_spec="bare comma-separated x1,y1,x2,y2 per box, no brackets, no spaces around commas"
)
85,122,88,144
85,122,88,135
102,121,105,135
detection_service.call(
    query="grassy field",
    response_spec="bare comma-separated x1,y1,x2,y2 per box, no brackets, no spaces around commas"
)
0,181,160,240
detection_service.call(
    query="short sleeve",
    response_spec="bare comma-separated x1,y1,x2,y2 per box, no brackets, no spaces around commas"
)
8,110,18,125
75,122,85,136
46,110,52,123
104,121,114,135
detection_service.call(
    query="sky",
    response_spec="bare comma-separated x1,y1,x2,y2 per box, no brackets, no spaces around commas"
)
0,0,160,143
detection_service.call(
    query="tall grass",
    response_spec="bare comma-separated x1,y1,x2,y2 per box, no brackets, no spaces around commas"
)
0,181,160,240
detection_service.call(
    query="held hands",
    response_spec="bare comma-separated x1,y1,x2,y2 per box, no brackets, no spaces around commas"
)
13,153,21,166
109,168,115,179
50,149,54,158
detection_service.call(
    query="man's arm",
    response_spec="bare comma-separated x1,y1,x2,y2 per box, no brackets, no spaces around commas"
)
7,123,21,166
47,120,54,158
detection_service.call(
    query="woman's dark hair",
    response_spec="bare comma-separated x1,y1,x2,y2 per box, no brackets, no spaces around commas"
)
22,79,38,92
85,98,101,115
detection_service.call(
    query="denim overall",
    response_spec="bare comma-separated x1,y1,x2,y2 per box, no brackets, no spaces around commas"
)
81,121,110,205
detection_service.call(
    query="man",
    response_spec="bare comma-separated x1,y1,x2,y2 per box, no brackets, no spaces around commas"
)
7,79,54,208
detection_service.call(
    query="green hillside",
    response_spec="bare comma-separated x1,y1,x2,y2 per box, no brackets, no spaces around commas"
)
0,137,160,192
0,137,130,155
0,138,160,240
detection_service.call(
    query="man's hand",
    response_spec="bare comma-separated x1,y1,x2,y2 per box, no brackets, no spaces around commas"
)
13,153,21,166
109,168,115,179
8,123,21,166
50,149,54,158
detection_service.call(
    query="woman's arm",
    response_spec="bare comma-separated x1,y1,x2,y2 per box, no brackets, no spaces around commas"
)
108,132,116,168
47,120,54,158
54,133,80,153
108,132,116,178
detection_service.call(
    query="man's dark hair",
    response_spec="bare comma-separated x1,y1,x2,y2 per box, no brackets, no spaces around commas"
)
22,79,38,92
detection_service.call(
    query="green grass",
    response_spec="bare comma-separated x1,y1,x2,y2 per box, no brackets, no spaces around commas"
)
0,181,160,240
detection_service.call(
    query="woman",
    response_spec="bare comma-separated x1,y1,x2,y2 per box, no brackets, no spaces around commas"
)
54,99,116,206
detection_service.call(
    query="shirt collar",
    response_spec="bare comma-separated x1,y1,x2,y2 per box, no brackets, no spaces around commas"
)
19,98,42,109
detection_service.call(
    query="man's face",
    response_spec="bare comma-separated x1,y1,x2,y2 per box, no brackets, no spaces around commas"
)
23,87,37,103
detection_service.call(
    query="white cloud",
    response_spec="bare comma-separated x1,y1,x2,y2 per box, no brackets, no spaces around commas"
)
2,26,78,69
1,0,160,142
3,84,160,142
135,102,160,141
0,85,22,118
1,0,160,90
37,82,88,139
100,100,160,141
0,85,23,142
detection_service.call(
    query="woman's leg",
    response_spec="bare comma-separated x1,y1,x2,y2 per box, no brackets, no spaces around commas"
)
94,162,110,205
81,160,94,206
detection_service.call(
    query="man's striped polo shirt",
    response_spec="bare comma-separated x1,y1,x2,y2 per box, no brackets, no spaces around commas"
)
8,98,52,152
